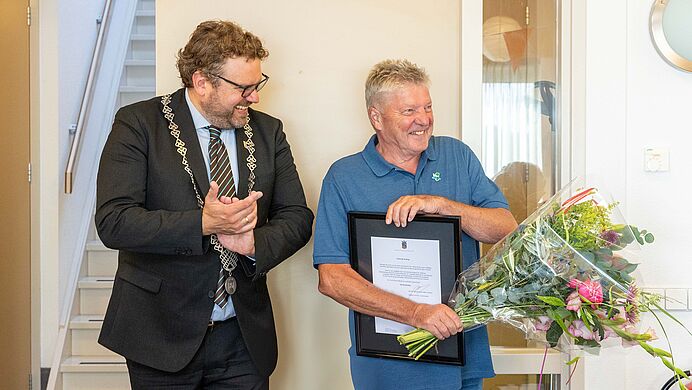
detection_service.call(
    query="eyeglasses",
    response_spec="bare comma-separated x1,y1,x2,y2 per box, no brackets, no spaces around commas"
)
210,73,269,98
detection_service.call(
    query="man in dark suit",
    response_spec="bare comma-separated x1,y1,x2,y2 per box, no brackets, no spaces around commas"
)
95,20,313,389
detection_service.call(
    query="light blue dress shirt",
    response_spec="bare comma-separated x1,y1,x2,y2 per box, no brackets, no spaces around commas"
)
185,89,239,321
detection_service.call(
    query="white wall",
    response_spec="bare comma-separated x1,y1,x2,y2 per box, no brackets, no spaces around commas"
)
583,0,692,388
36,0,61,368
624,0,692,387
157,2,460,389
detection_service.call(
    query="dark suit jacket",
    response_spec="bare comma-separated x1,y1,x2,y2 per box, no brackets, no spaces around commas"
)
95,88,313,376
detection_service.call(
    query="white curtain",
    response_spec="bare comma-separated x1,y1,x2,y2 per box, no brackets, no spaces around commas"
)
481,62,543,178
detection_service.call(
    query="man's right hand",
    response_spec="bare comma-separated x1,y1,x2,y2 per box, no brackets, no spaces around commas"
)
410,303,463,340
202,182,263,235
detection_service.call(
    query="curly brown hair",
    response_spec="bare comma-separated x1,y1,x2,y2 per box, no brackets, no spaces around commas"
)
176,20,269,87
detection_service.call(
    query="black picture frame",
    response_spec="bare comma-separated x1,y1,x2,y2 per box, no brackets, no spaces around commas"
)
348,212,465,365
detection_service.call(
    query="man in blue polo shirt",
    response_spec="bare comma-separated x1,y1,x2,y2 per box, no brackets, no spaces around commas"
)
313,59,517,390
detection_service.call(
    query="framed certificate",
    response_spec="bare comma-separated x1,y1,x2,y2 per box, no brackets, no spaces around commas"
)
348,212,465,365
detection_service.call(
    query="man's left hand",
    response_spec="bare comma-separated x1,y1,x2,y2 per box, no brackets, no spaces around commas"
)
217,230,255,257
216,193,257,256
386,195,446,227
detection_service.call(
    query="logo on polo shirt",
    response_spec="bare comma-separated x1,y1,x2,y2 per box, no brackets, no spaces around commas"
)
432,171,442,182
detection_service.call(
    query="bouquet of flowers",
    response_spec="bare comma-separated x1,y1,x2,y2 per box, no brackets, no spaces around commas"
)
398,185,691,387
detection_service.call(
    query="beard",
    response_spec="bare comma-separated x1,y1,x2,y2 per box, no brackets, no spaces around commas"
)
199,90,248,129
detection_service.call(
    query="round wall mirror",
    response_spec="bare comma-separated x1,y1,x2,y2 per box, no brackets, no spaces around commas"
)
650,0,692,72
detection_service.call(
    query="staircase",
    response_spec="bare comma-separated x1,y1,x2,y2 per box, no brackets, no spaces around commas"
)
59,1,155,388
117,0,156,108
61,243,126,389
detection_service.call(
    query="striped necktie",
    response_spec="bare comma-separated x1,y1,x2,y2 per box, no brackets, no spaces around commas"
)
207,126,237,308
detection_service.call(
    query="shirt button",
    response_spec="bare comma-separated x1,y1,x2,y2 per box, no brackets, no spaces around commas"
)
208,290,215,298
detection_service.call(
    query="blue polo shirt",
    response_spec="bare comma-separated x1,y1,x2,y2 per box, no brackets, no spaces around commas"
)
313,135,509,390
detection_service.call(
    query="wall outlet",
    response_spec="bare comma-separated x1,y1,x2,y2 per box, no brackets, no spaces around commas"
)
643,287,665,298
642,287,692,311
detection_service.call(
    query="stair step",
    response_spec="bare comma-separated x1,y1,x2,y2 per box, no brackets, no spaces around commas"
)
137,0,155,11
119,85,155,93
61,356,127,373
119,92,156,107
79,276,114,289
127,39,155,61
79,277,114,315
70,315,104,329
63,372,131,390
130,33,155,41
72,328,116,356
86,240,109,251
131,12,155,36
121,65,155,88
70,315,112,356
62,356,129,389
124,59,155,67
87,240,117,276
135,10,155,17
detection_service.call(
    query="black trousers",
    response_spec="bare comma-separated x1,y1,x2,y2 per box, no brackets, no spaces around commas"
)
126,318,269,390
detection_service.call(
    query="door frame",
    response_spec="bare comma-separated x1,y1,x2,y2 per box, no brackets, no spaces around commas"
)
30,0,43,385
458,0,587,388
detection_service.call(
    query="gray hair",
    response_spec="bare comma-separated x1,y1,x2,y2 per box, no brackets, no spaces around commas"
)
365,59,430,108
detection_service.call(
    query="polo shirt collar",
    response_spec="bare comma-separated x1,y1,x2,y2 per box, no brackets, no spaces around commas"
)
361,134,438,177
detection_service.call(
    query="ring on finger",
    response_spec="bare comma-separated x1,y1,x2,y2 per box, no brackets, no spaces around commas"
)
245,216,250,223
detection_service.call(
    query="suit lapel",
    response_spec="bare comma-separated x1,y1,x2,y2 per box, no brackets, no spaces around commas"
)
167,89,210,196
235,117,250,198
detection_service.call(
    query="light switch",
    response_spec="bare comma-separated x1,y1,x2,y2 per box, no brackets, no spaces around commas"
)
644,148,669,172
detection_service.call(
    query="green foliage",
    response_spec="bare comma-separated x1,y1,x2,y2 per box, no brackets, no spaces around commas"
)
616,225,655,246
546,321,563,347
537,296,565,307
574,338,600,348
400,188,673,369
592,316,605,341
549,202,616,251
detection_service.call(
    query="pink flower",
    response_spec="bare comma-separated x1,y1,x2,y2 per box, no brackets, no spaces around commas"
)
600,230,620,246
621,339,638,348
534,316,553,331
602,327,616,340
625,283,640,323
566,291,582,311
567,279,603,307
642,327,658,341
619,323,656,347
568,320,596,340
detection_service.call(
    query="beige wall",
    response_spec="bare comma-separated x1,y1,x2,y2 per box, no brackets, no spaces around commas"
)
157,2,460,389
